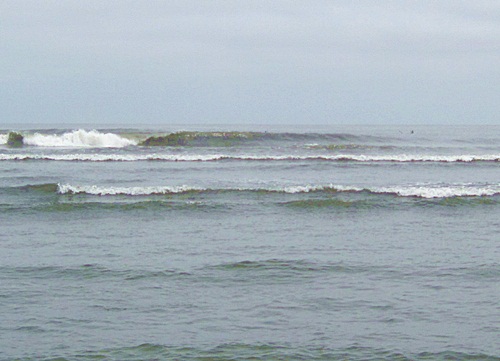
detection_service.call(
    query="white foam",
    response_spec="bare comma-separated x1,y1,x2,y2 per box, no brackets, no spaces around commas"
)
210,154,493,162
280,185,363,193
55,182,499,198
56,183,355,196
0,134,7,145
281,185,324,193
302,154,499,162
1,153,499,162
57,184,203,196
371,185,500,198
0,153,224,161
23,129,137,148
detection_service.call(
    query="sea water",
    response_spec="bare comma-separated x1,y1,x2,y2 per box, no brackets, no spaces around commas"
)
0,125,498,360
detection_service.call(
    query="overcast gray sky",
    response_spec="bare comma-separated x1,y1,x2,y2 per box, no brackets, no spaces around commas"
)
1,1,499,125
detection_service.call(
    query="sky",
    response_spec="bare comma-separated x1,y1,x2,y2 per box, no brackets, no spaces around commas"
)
1,1,499,125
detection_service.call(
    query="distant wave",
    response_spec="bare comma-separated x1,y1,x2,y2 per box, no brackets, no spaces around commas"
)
0,129,137,147
137,131,396,146
55,183,500,198
211,259,367,275
1,153,499,162
0,130,395,148
0,264,188,281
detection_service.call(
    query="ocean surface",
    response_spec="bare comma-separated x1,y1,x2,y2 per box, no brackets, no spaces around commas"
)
0,124,498,361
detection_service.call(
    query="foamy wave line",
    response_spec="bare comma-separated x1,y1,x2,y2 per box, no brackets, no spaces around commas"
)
2,153,499,162
56,183,500,198
56,183,332,195
375,185,500,198
57,184,204,196
278,184,500,198
0,153,221,162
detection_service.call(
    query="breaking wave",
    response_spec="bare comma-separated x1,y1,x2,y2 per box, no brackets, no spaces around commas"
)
57,184,204,196
373,185,500,198
1,153,498,162
2,129,137,147
0,130,393,148
55,183,500,198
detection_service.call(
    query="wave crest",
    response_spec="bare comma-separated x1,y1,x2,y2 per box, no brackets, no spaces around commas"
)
54,183,500,198
1,153,499,162
22,129,137,148
375,185,500,198
57,184,203,196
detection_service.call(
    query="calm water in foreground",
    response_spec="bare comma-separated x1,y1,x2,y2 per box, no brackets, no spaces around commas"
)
0,125,499,361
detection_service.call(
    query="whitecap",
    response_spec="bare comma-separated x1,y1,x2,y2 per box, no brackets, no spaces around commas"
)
55,182,499,199
23,129,137,148
371,184,500,198
57,184,203,196
0,153,498,162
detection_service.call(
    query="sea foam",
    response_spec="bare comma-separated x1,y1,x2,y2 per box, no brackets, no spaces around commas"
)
55,183,500,198
1,153,499,162
57,184,203,196
373,185,500,198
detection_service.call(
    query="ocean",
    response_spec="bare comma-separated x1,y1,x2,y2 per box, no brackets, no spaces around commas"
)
0,124,498,361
